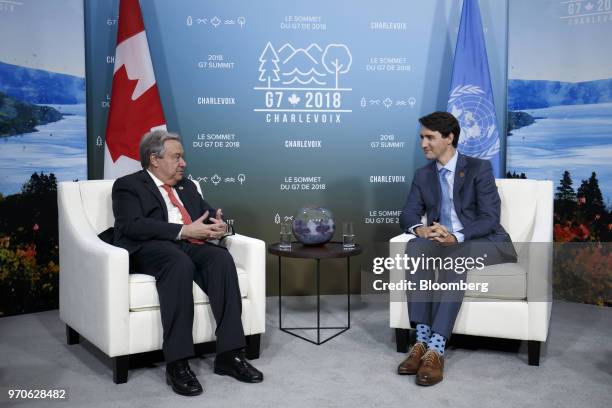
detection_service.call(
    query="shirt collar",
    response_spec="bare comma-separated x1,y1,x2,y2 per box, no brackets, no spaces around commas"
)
146,169,166,188
436,150,458,173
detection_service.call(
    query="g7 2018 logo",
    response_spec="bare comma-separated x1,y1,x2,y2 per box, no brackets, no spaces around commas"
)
253,42,353,124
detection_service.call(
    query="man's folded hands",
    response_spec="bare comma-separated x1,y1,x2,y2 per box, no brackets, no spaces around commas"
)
415,223,457,246
180,210,228,240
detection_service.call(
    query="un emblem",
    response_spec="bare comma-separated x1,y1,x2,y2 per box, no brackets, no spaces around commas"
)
448,85,500,160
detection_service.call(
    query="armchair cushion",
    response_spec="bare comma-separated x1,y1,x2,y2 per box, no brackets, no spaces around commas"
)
463,263,526,300
128,268,249,311
390,232,526,300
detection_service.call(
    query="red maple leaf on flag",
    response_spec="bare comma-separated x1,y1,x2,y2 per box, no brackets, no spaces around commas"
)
105,66,165,162
104,0,166,178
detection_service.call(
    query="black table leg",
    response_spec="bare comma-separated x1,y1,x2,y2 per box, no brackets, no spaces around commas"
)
277,253,353,345
316,258,321,345
278,255,282,329
347,257,351,329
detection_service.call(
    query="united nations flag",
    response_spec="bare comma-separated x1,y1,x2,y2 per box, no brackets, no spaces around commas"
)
447,0,502,177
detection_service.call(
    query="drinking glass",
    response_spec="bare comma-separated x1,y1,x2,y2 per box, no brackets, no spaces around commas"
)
279,222,292,249
342,221,355,248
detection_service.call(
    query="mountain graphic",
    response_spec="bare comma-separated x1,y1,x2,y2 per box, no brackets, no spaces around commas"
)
284,48,316,67
277,44,296,64
0,91,63,137
508,78,612,110
0,61,85,105
278,43,327,86
280,43,323,65
304,43,323,64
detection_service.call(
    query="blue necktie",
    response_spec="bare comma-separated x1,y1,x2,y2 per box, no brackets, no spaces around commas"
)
438,168,453,232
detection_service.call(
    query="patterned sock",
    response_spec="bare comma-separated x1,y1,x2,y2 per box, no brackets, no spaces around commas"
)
427,332,447,356
415,323,432,344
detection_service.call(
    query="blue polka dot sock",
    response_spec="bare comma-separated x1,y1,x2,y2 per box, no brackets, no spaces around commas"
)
415,323,432,344
427,332,447,356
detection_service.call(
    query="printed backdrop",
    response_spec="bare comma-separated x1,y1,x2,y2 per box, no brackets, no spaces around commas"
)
85,0,509,295
507,0,612,305
0,0,86,316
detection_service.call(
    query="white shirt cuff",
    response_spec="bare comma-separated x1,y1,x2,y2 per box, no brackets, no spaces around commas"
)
408,223,424,235
453,231,465,243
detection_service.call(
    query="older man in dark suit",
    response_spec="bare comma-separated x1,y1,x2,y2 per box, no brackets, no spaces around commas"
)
112,130,263,396
397,112,516,386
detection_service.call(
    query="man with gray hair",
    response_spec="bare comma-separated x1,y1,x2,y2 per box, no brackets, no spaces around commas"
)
111,130,263,396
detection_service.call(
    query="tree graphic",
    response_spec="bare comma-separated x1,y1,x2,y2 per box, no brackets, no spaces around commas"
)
577,172,605,221
555,170,577,217
552,170,610,242
556,171,576,201
322,44,352,89
0,172,61,316
258,42,280,88
506,171,526,179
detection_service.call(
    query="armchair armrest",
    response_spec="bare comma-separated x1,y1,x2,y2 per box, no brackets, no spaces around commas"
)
526,181,554,341
525,241,553,341
219,234,266,335
389,233,416,328
58,182,130,357
389,233,416,294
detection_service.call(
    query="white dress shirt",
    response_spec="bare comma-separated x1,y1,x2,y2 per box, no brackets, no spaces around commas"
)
146,169,185,238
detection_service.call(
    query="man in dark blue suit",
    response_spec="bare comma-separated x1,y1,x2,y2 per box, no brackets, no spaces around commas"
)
112,130,263,396
396,112,516,386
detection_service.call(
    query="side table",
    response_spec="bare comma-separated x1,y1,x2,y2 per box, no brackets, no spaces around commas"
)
268,242,362,345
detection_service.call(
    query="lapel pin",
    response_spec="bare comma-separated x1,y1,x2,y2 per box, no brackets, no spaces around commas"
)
459,171,465,178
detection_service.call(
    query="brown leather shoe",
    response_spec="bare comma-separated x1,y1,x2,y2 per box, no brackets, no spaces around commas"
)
397,342,427,375
416,350,444,386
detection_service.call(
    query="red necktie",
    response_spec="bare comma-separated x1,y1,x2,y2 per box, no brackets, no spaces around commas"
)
161,184,203,244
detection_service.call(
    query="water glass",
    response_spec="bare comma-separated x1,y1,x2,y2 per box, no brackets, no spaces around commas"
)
279,222,292,249
342,221,355,248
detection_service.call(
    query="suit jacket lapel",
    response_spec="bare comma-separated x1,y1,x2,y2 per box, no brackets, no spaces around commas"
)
453,153,468,216
140,170,169,222
427,161,441,222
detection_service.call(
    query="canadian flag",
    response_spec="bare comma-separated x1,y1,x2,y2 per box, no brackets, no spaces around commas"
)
104,0,166,179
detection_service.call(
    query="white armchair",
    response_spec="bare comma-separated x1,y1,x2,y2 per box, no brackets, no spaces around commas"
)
58,180,266,383
389,179,553,365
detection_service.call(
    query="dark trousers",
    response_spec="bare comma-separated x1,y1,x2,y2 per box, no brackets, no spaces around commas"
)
406,237,516,339
132,240,246,363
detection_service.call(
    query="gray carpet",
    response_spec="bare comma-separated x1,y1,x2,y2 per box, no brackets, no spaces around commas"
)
1,295,610,408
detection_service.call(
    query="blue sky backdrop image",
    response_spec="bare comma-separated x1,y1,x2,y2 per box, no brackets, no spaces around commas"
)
506,0,612,202
0,0,86,195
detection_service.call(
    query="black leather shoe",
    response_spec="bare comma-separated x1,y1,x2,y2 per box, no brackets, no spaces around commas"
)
165,359,203,396
214,351,263,383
